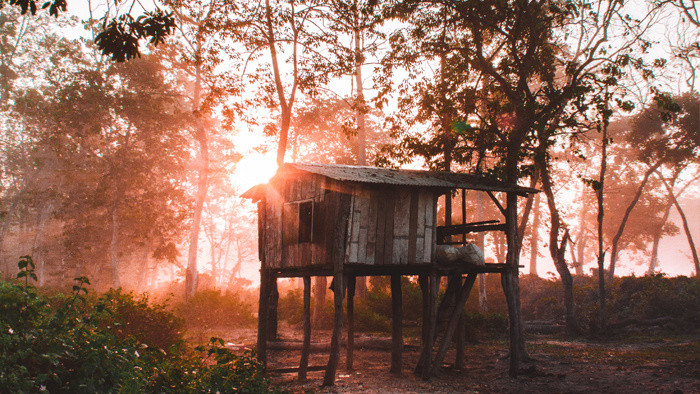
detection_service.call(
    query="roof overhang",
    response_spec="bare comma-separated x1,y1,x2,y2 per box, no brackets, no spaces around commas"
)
241,163,539,199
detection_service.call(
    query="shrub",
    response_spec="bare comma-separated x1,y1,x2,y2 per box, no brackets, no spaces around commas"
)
96,289,184,350
132,338,283,393
0,258,283,393
277,288,303,325
175,289,257,329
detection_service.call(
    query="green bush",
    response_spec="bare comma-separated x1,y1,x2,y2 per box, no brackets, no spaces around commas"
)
277,276,437,334
463,312,509,340
175,289,256,329
276,271,699,337
0,258,283,393
277,288,303,325
97,289,184,350
516,273,700,333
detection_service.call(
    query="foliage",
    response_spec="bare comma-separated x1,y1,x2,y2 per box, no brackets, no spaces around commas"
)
0,259,281,393
279,272,699,336
95,289,184,351
6,40,192,288
277,287,304,325
518,274,700,333
2,0,175,61
96,10,176,62
175,289,257,329
462,312,509,341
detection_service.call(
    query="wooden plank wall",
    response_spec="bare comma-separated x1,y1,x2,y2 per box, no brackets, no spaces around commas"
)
261,187,283,269
346,185,437,265
262,174,438,269
262,174,353,270
281,174,330,269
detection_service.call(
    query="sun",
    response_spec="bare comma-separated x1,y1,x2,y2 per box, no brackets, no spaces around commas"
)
228,126,280,192
232,150,278,192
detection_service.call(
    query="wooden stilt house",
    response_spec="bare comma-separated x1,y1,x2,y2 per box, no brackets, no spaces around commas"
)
243,163,538,385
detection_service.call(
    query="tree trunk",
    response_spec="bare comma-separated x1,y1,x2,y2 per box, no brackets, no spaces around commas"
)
185,58,209,299
595,119,609,332
647,201,672,275
660,175,700,276
540,162,578,336
0,193,21,277
609,160,662,278
210,233,219,289
313,276,327,325
266,0,298,166
529,193,540,276
109,198,122,289
32,202,52,287
353,12,367,166
476,191,488,311
353,12,368,298
138,239,152,290
649,172,698,275
516,166,539,252
572,185,588,275
575,233,587,276
503,191,527,376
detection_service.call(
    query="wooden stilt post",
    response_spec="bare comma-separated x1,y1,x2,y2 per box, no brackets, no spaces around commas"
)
390,274,403,375
455,291,465,370
269,278,279,340
323,191,350,386
430,274,477,376
257,268,270,368
415,274,429,375
457,189,468,371
346,275,356,371
298,275,311,381
421,271,438,380
323,271,345,386
435,275,461,340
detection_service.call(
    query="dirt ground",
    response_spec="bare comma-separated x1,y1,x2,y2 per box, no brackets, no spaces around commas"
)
189,324,700,393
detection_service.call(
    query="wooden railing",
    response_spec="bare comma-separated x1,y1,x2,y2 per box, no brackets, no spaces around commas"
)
436,220,506,245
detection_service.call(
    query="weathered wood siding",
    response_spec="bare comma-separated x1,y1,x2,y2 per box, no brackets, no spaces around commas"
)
259,188,283,269
260,174,438,269
345,185,437,265
260,174,351,270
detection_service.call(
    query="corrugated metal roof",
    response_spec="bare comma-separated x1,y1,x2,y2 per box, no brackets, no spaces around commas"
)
276,163,538,194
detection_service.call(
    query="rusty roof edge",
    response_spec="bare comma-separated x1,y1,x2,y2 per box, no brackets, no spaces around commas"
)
283,163,539,194
240,183,270,201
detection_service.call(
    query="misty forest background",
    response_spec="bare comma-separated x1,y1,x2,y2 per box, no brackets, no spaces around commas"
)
0,0,698,324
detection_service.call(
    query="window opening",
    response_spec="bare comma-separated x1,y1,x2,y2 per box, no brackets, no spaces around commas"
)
298,200,313,243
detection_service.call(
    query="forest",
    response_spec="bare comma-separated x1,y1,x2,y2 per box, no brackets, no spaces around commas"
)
0,0,698,391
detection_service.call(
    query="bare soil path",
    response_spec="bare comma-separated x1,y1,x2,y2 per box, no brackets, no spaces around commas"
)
187,324,700,393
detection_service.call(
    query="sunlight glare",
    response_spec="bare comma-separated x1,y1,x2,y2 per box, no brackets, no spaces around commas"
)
233,151,278,192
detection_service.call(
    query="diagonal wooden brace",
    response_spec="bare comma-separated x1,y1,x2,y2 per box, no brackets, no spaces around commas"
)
429,273,477,377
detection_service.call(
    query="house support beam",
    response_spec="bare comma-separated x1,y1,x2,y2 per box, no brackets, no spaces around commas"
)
298,275,311,381
429,273,477,377
323,271,345,386
257,268,270,369
390,274,403,375
416,270,438,380
346,275,356,371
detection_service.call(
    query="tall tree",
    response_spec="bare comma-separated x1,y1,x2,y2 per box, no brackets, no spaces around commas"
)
161,0,242,297
237,0,329,166
10,49,191,289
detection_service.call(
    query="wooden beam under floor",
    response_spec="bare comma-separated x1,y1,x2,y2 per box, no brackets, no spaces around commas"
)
390,274,403,375
346,275,356,371
298,275,311,381
322,271,344,386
